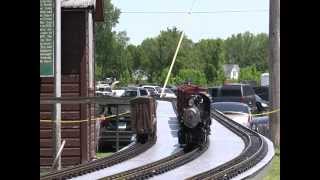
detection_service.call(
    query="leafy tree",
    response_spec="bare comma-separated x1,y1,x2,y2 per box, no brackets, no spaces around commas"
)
223,32,268,72
238,65,261,84
139,27,195,84
195,39,225,85
95,0,131,82
175,69,207,86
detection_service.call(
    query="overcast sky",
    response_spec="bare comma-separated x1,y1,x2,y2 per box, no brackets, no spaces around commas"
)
112,0,269,45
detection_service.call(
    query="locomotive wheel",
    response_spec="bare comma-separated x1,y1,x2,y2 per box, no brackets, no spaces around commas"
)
178,129,185,144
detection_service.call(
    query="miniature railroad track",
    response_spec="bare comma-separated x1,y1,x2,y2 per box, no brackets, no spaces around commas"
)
100,140,209,180
186,110,268,180
40,139,156,180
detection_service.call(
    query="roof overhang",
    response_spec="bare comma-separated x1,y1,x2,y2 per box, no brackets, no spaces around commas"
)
61,0,95,9
61,0,104,21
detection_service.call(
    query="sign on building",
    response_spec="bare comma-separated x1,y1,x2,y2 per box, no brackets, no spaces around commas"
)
40,0,54,77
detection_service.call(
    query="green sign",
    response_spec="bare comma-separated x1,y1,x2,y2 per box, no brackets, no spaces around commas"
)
40,0,54,76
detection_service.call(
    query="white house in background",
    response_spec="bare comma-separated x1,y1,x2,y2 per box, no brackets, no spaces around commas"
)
261,73,269,86
223,64,240,80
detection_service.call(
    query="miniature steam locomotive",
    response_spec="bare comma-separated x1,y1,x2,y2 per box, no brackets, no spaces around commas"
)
177,84,211,151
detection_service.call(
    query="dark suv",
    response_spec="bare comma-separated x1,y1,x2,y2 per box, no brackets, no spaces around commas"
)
212,83,257,112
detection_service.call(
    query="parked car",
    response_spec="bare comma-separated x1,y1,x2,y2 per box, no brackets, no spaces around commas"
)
255,94,269,112
96,81,110,89
96,86,113,96
250,116,270,138
208,86,220,98
121,87,149,97
166,85,178,95
212,83,258,112
252,86,269,101
211,102,252,128
141,85,161,96
112,89,125,97
160,88,177,98
99,115,133,151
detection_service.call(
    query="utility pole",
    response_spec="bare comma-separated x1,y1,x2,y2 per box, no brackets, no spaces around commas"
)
269,0,280,147
52,0,62,170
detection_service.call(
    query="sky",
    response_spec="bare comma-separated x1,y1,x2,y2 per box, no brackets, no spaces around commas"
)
112,0,269,45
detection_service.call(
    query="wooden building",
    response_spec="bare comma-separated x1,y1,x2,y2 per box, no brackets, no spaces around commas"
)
40,0,104,167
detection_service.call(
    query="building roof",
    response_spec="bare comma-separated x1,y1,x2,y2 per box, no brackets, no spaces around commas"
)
61,0,95,8
223,64,240,75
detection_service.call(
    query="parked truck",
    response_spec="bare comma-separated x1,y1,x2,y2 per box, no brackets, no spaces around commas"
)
211,83,258,112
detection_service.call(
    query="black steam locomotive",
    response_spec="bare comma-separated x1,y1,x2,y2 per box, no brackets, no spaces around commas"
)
177,84,211,152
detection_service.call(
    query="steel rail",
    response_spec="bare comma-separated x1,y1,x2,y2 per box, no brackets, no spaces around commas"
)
40,139,155,180
186,110,268,180
100,141,209,180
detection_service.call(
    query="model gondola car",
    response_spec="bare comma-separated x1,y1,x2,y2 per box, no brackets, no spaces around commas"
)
130,96,157,144
177,84,211,151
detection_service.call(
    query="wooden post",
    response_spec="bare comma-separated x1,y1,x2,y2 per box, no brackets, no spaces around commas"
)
116,105,119,151
269,0,280,147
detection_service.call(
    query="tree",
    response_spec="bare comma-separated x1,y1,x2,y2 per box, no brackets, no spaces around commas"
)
195,39,225,85
139,27,195,84
223,32,269,72
238,65,261,84
175,69,207,86
95,0,131,82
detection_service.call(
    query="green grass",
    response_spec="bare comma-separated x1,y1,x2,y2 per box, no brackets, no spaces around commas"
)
264,148,280,180
40,152,114,175
40,168,50,176
96,152,114,159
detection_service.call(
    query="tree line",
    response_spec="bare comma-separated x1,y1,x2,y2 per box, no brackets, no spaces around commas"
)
96,0,269,87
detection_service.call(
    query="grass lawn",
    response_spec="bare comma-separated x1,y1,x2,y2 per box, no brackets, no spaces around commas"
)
40,152,114,175
40,168,50,176
264,148,280,180
96,152,114,159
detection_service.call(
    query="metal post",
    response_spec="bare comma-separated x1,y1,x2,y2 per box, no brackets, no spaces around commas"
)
116,105,119,151
52,0,62,170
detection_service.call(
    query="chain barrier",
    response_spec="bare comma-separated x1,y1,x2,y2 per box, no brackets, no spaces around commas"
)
251,108,280,116
40,111,130,124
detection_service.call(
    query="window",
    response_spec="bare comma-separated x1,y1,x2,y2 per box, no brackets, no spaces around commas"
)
213,103,249,114
220,86,242,96
156,87,161,93
164,89,173,93
124,91,137,97
140,89,148,96
210,88,219,97
243,85,254,96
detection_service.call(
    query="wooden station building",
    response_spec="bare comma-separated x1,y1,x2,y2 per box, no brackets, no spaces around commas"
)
40,0,104,167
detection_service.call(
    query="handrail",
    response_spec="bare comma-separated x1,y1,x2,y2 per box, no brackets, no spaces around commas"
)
40,96,131,105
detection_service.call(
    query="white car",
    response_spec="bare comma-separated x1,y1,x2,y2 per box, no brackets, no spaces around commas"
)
211,102,252,128
141,85,161,96
121,87,150,97
160,88,176,98
96,81,109,89
96,87,113,96
112,89,125,97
